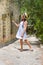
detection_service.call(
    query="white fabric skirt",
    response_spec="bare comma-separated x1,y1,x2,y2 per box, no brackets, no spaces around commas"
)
16,32,27,40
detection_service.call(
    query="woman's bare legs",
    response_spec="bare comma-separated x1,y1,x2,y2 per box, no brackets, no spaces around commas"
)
24,39,33,51
19,39,23,51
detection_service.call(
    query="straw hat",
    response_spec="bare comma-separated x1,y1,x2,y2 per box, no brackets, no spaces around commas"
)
24,12,28,18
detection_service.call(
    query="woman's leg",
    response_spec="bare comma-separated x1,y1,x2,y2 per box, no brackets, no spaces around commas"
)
24,39,33,50
19,39,23,51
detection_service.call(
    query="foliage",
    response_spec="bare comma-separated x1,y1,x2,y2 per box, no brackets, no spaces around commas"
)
18,0,43,42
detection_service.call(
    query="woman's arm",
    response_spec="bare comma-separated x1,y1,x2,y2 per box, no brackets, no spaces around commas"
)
12,20,19,27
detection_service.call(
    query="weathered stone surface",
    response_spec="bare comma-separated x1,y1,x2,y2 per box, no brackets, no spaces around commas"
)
0,0,20,44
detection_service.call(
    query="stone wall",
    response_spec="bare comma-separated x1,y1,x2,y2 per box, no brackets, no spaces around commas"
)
0,0,20,45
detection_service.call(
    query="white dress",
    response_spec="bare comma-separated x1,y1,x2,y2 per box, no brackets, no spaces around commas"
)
16,21,27,40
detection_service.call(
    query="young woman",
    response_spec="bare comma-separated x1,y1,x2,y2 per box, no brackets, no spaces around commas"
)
12,14,33,51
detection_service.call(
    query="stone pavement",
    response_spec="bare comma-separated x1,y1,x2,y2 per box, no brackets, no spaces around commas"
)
0,35,43,65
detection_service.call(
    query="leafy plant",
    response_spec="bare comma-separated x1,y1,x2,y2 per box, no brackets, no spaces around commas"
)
18,0,43,42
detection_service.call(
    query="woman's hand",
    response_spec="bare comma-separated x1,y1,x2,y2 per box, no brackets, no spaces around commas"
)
12,20,19,27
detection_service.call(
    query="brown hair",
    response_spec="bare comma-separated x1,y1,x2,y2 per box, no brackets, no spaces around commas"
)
21,14,27,21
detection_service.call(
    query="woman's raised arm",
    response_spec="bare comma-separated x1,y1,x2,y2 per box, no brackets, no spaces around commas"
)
12,20,19,27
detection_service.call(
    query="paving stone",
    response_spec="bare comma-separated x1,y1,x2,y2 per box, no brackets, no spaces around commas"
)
0,61,5,65
0,36,42,65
